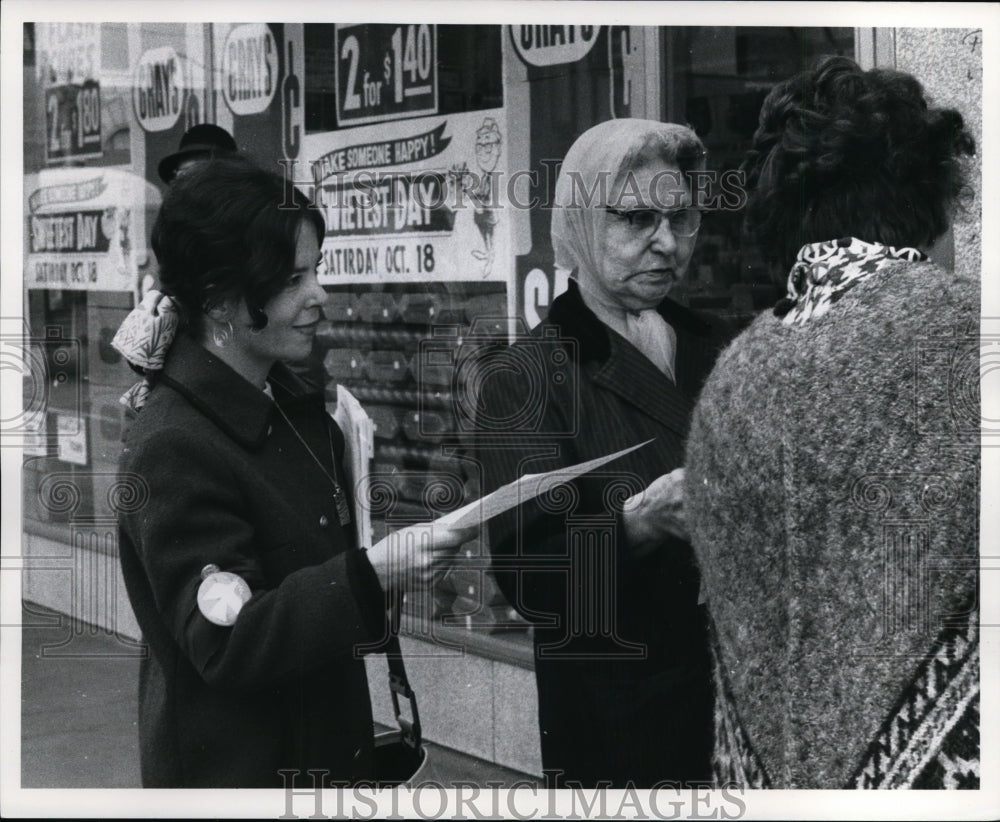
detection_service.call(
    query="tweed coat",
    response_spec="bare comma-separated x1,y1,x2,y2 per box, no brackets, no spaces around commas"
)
472,279,730,787
117,334,387,787
685,260,980,788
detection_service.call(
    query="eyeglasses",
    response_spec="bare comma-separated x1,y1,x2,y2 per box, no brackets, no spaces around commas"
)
605,207,702,238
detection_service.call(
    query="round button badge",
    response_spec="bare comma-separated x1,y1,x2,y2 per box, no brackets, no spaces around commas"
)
197,570,252,627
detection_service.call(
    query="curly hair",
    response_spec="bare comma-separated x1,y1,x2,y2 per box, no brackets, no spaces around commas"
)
151,154,325,337
741,55,975,269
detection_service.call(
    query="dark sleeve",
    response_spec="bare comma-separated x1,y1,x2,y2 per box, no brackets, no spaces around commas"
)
120,427,385,693
470,353,580,624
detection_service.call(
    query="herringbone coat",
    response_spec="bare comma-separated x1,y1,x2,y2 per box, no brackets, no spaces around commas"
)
472,279,730,787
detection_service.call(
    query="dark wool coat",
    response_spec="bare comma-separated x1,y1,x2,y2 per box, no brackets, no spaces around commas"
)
685,261,980,788
472,280,731,788
117,334,387,788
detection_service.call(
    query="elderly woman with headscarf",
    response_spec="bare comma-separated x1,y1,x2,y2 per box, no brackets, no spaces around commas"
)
685,56,979,788
471,119,731,787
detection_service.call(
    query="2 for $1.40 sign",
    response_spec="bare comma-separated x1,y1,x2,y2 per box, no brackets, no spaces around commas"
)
335,24,437,126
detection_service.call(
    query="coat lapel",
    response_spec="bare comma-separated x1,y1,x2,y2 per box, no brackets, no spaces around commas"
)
546,279,716,436
159,335,323,450
591,332,694,436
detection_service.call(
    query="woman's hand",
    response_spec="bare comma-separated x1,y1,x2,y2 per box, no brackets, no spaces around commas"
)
622,468,688,557
366,522,477,592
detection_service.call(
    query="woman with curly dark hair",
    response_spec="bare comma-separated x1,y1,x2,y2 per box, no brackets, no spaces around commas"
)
684,56,979,788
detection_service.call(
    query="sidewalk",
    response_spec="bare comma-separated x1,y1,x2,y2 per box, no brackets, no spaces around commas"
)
20,602,539,789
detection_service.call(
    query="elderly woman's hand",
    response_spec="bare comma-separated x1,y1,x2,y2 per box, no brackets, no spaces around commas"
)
622,468,688,557
367,522,477,591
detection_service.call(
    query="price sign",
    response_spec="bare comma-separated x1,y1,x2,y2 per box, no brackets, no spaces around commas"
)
37,24,103,164
335,24,437,126
45,80,103,164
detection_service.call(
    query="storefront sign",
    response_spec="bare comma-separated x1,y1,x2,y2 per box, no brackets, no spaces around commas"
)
212,23,303,166
335,23,438,126
311,122,450,177
318,173,453,237
56,414,87,466
133,46,185,132
23,432,48,458
304,109,509,284
29,210,111,255
25,167,154,292
510,25,600,67
522,265,571,330
36,24,103,163
222,23,279,116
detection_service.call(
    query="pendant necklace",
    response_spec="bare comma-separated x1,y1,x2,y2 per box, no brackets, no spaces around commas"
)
271,401,352,527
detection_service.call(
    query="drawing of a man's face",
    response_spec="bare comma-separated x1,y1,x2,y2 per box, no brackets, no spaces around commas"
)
475,123,502,173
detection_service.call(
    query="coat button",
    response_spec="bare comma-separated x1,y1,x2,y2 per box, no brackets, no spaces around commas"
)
319,515,329,528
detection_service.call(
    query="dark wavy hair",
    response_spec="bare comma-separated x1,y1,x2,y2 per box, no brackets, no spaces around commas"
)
741,55,975,269
151,154,325,337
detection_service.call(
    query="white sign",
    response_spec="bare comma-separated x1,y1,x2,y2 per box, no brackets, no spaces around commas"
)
510,25,600,67
56,414,87,466
304,108,511,284
133,46,184,132
35,23,100,86
25,167,159,292
22,420,48,457
222,24,279,116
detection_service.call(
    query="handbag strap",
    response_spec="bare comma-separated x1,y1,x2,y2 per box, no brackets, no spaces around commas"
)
385,589,422,750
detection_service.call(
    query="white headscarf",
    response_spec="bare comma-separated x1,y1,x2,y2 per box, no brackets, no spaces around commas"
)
551,119,706,295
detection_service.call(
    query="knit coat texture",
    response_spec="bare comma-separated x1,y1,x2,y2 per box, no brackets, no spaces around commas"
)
685,259,980,788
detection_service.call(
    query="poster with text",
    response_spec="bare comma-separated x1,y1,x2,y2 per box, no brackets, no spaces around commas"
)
36,23,103,164
303,107,511,284
24,166,158,291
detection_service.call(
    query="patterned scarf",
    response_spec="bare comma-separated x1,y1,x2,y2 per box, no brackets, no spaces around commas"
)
777,237,927,326
110,290,180,412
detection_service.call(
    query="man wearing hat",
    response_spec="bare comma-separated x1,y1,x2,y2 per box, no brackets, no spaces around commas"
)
158,123,237,184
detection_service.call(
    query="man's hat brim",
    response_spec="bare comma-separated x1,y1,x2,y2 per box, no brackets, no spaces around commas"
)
158,144,233,183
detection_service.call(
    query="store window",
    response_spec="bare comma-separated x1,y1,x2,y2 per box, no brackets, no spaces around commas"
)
22,21,854,661
23,22,140,538
664,26,855,323
302,24,520,650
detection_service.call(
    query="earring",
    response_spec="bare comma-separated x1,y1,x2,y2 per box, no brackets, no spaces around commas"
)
212,319,233,348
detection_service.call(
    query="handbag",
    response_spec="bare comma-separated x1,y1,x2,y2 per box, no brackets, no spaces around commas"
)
372,591,435,787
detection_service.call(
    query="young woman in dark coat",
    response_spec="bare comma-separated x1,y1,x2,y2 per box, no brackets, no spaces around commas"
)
114,155,470,787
